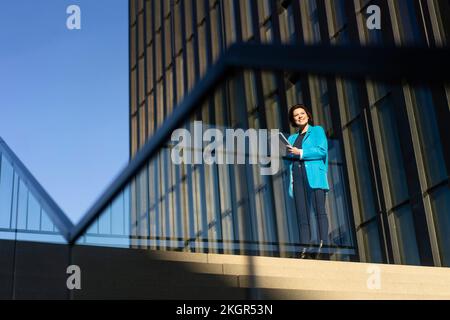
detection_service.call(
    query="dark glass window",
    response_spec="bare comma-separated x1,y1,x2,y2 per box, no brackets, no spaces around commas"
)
362,221,383,263
430,186,450,267
349,120,377,222
393,205,421,265
279,3,296,44
342,80,362,123
396,0,425,45
329,0,350,44
376,96,409,205
305,0,321,43
412,87,447,187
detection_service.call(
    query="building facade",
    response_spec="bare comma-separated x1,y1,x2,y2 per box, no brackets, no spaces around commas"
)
128,0,450,267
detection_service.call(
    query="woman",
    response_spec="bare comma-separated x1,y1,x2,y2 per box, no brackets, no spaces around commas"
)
286,104,330,259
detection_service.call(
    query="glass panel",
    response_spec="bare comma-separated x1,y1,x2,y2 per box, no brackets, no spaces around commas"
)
164,16,172,68
198,22,208,77
175,54,184,105
130,25,136,68
78,190,130,248
40,209,55,232
174,2,182,53
0,154,14,229
411,86,447,187
139,104,146,147
362,221,383,263
430,186,450,267
78,69,358,261
186,39,196,92
146,43,154,94
0,156,65,243
210,4,222,63
376,96,409,206
16,179,28,231
240,0,254,41
279,4,295,44
340,79,361,123
310,76,333,135
302,0,322,44
138,58,145,104
357,1,383,45
131,115,138,157
131,69,137,114
145,0,153,45
348,120,377,222
328,0,350,44
184,0,193,39
327,139,354,249
138,13,145,57
155,31,162,80
393,205,421,265
395,0,426,46
26,193,41,231
223,0,237,46
130,0,136,25
154,0,161,30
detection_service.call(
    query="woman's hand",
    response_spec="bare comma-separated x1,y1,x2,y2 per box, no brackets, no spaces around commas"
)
287,146,302,157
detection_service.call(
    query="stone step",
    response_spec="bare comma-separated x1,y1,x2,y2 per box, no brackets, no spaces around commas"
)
148,251,450,276
236,275,450,296
147,250,450,280
220,263,450,284
206,253,450,275
254,288,450,300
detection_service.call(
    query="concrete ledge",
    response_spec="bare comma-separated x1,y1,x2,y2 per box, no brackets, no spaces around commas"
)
222,263,450,283
206,253,450,275
237,275,450,296
256,288,450,300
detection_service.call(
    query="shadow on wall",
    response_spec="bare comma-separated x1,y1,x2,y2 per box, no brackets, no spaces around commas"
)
0,240,315,300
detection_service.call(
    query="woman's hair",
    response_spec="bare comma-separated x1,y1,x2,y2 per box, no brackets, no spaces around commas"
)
288,104,314,127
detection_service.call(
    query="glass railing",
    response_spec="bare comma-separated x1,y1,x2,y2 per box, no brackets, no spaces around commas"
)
2,44,445,266
73,42,450,265
75,68,358,260
0,140,70,244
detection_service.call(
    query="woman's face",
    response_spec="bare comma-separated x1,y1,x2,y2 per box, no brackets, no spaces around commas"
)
293,108,309,127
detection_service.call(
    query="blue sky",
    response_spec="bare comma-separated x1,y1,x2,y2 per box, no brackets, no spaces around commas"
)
0,1,129,223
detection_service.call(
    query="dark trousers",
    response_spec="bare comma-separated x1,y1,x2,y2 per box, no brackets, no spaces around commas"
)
293,175,329,248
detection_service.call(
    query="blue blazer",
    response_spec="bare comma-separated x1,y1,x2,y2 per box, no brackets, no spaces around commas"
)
286,125,329,197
